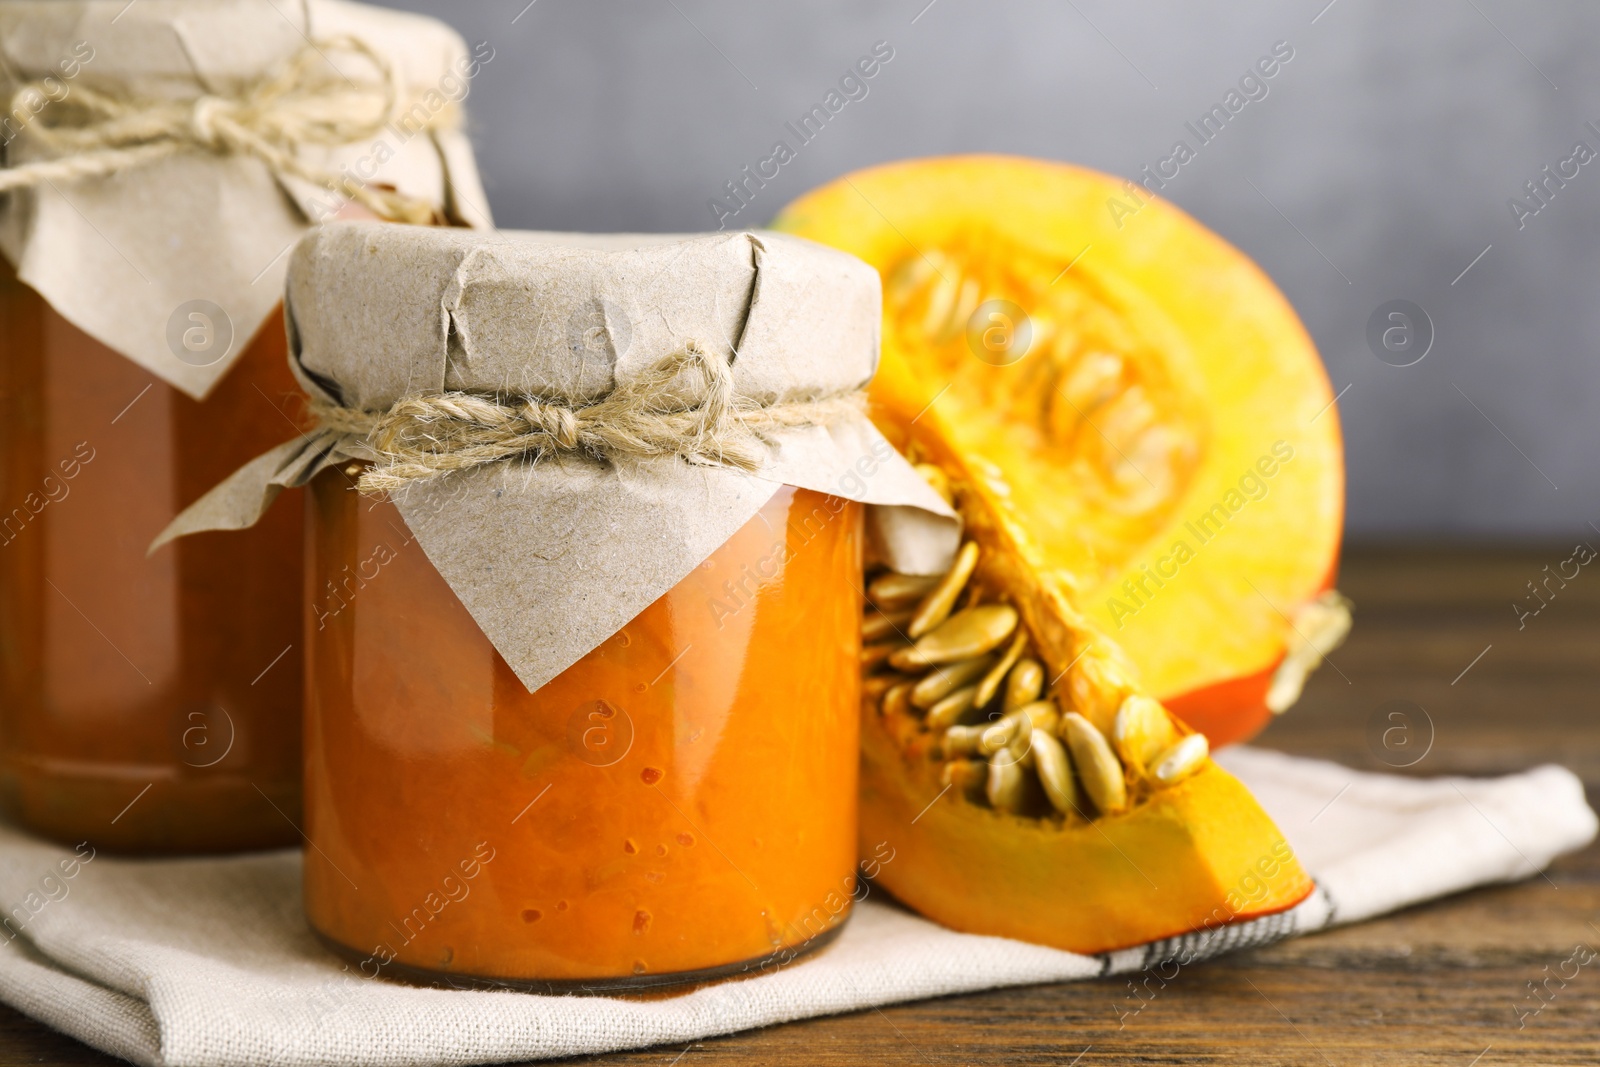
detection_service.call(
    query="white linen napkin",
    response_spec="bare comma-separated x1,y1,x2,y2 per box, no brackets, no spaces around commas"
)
0,748,1591,1067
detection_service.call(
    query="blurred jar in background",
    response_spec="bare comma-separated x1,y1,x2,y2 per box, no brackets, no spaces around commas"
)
0,0,491,853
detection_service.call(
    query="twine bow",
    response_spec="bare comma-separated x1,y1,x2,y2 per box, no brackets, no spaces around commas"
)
311,342,867,493
0,35,445,224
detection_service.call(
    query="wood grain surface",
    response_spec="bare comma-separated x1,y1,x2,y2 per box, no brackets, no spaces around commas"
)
3,547,1595,1066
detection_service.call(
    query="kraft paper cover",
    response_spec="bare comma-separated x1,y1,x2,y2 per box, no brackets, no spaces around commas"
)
0,0,493,399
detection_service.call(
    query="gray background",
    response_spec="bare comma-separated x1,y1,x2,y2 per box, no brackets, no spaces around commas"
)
381,0,1598,541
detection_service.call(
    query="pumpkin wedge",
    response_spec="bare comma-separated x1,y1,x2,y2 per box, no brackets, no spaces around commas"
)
854,446,1313,953
773,155,1347,745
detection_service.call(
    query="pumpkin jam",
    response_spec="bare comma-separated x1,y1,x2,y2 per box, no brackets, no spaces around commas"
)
0,263,303,853
303,470,863,989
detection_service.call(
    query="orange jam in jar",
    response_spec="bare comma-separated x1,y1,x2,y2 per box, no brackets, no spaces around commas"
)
0,264,304,853
304,470,864,989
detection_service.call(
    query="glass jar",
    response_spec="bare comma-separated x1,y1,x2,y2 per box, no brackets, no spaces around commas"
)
0,263,305,853
303,467,864,990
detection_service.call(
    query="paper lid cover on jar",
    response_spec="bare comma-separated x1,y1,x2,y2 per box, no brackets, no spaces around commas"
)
157,222,961,693
0,0,493,400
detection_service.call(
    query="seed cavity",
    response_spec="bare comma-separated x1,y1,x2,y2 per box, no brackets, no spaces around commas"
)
866,519,1209,828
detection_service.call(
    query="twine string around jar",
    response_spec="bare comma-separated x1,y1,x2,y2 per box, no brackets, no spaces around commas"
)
310,341,867,493
0,35,444,224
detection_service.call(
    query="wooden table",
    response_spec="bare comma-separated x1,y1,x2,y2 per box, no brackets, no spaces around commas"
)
4,547,1596,1065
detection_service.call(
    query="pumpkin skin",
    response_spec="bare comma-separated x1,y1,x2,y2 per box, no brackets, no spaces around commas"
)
772,155,1345,746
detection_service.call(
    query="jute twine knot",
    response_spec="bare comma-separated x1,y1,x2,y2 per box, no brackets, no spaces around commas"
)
311,341,866,494
0,35,444,225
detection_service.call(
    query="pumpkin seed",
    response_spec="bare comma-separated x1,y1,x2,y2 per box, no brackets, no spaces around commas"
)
921,264,961,338
889,604,1018,670
1151,733,1209,786
925,684,979,730
1031,730,1078,815
1003,657,1045,711
950,277,982,343
863,608,915,644
979,708,1033,758
942,758,986,800
1017,699,1060,736
867,571,941,611
908,541,980,638
1006,726,1035,770
862,640,907,670
862,673,907,704
1111,694,1179,773
914,463,954,505
974,629,1029,708
1062,712,1128,816
940,724,985,759
911,653,996,709
986,753,1026,812
881,681,914,720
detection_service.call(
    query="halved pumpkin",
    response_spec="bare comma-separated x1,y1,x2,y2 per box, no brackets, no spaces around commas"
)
773,154,1347,745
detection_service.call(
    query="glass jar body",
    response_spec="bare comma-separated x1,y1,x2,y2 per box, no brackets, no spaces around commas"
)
0,264,304,853
303,470,864,991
